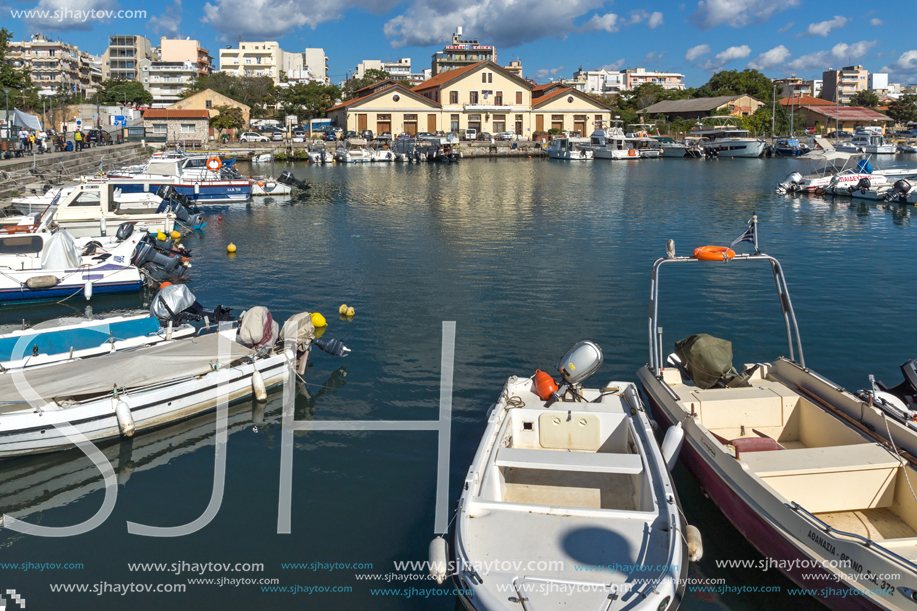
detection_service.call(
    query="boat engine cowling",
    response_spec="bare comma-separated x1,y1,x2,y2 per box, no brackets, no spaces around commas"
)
885,179,912,203
150,283,233,324
156,199,204,228
277,171,310,190
776,172,802,194
132,235,191,278
116,222,134,241
850,177,871,194
556,341,604,385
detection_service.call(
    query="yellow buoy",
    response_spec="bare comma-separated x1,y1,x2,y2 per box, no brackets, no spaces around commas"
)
346,306,355,317
339,304,349,315
227,242,237,253
170,230,181,240
157,231,167,242
310,312,327,327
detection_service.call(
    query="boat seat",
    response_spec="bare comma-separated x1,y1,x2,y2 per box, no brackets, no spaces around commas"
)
742,443,900,477
495,447,643,475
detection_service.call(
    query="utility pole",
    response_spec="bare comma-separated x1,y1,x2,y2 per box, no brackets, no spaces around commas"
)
771,85,776,138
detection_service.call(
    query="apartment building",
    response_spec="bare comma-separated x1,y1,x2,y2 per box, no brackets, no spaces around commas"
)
139,59,199,107
563,68,626,95
160,37,213,76
503,61,523,79
6,33,101,96
623,67,685,91
431,27,496,76
219,41,301,85
822,65,868,105
304,48,329,83
355,58,427,86
102,35,153,80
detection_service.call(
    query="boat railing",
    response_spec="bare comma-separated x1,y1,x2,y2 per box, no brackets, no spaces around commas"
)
788,502,917,574
648,221,804,376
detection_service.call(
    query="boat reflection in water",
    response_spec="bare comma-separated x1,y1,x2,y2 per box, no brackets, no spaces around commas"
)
0,367,347,534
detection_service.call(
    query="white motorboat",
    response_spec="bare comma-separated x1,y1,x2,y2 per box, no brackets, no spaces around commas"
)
776,151,893,194
655,136,693,158
836,130,897,155
371,147,396,162
307,143,333,164
252,153,273,163
11,185,164,217
899,141,917,154
637,217,917,610
107,157,253,203
545,137,593,160
586,121,641,160
0,301,349,458
448,342,693,611
689,118,765,157
626,124,662,158
335,139,373,163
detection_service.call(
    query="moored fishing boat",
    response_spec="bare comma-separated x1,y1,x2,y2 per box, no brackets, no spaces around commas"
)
637,216,917,610
545,137,593,160
447,342,695,611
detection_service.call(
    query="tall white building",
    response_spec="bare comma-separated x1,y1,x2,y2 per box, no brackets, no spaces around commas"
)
303,48,328,84
354,58,427,86
219,41,302,85
563,68,625,94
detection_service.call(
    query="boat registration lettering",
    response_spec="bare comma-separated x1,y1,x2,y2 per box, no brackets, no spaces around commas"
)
807,530,836,556
700,436,717,458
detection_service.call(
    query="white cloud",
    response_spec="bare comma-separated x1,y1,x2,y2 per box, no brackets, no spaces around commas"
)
384,0,607,48
698,44,751,71
785,40,877,74
689,0,799,30
747,45,791,70
204,0,400,39
624,9,664,28
777,21,793,33
581,12,620,33
870,18,884,26
533,66,566,80
880,50,917,80
685,43,711,61
648,11,664,28
148,0,182,36
797,15,847,37
643,50,667,65
600,59,626,70
20,0,119,31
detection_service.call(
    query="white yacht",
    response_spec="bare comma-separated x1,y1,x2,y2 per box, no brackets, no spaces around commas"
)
449,342,694,611
835,129,896,155
334,138,373,163
586,121,640,159
545,137,593,160
690,118,766,157
626,124,662,158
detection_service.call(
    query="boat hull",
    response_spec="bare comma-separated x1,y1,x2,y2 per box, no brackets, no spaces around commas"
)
0,265,142,304
704,139,766,157
107,179,251,203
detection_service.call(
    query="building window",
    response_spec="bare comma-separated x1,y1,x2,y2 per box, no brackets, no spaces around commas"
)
450,90,458,104
152,123,167,134
482,72,487,83
551,114,563,130
493,114,506,133
595,115,602,122
495,91,503,105
450,114,459,131
205,100,212,109
516,91,523,105
469,91,478,104
488,73,493,84
180,123,195,133
404,114,417,121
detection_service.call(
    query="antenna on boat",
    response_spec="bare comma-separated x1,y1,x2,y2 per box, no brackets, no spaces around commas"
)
752,212,759,254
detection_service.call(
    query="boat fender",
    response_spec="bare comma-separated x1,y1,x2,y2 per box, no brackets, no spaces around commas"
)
429,536,448,584
686,524,704,562
115,401,135,437
661,421,684,470
100,216,107,236
252,370,268,402
25,275,60,289
170,230,181,240
534,370,559,401
84,279,93,300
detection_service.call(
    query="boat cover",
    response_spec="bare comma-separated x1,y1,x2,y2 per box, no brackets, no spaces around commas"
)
40,230,80,270
150,284,196,320
0,317,161,361
0,333,255,405
674,334,733,389
146,160,181,177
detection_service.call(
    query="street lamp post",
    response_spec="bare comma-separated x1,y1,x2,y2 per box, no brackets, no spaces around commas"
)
2,88,11,147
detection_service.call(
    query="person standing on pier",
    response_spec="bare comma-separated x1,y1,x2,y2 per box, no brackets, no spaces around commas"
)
74,129,83,152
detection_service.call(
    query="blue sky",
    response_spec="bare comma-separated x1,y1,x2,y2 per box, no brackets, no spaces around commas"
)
3,0,916,87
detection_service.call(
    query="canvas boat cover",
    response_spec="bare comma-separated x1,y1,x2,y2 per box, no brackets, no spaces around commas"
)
674,334,733,390
145,160,181,177
12,108,42,130
150,284,196,320
0,333,255,406
40,230,80,270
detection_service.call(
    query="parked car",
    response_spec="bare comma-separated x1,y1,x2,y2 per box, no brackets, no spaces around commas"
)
477,132,494,142
825,130,852,138
804,127,816,135
345,130,358,140
496,131,517,141
85,129,113,145
377,131,392,140
292,127,306,136
462,129,477,141
271,131,284,142
324,132,337,141
240,132,270,142
360,129,374,140
416,132,435,138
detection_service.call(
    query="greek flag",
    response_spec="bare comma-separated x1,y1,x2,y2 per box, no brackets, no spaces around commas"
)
730,223,755,247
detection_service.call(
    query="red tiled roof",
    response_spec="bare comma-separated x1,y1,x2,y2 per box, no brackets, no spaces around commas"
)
353,78,401,97
328,82,440,112
143,109,209,119
779,95,833,106
413,62,484,92
532,85,614,110
802,105,892,121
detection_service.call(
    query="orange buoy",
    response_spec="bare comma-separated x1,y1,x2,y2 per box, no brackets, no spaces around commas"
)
257,181,265,187
693,246,735,261
534,370,559,401
160,281,172,289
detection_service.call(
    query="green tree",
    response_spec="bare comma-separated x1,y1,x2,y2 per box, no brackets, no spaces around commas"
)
92,78,153,105
849,89,880,108
341,69,390,100
209,105,245,136
279,81,341,122
696,69,773,103
0,28,41,112
886,94,917,126
183,72,276,117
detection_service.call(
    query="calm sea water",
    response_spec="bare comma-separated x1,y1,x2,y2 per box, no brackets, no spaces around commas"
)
2,154,916,611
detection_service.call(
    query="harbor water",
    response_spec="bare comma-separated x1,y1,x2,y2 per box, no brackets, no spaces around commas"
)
2,155,915,610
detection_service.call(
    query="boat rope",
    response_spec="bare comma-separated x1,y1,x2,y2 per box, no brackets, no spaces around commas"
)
882,413,917,507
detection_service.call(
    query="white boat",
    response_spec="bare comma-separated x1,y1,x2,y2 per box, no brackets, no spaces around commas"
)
335,139,373,163
449,342,693,611
690,118,766,157
637,218,917,609
835,130,897,155
107,157,253,203
586,121,641,160
11,185,163,217
626,124,662,158
250,178,292,197
307,143,333,164
0,304,347,458
899,141,917,154
776,151,894,194
371,147,396,162
252,153,273,163
545,137,593,160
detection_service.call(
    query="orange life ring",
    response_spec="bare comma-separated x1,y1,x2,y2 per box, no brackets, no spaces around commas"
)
693,246,735,261
206,156,222,172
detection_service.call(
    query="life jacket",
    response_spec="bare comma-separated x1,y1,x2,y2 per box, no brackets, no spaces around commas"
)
74,132,82,141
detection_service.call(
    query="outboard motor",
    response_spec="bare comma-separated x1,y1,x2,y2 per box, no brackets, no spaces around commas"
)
156,199,204,228
849,177,871,194
132,235,191,278
277,171,311,191
544,341,604,407
150,284,233,325
115,222,134,241
776,172,802,194
884,179,912,203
